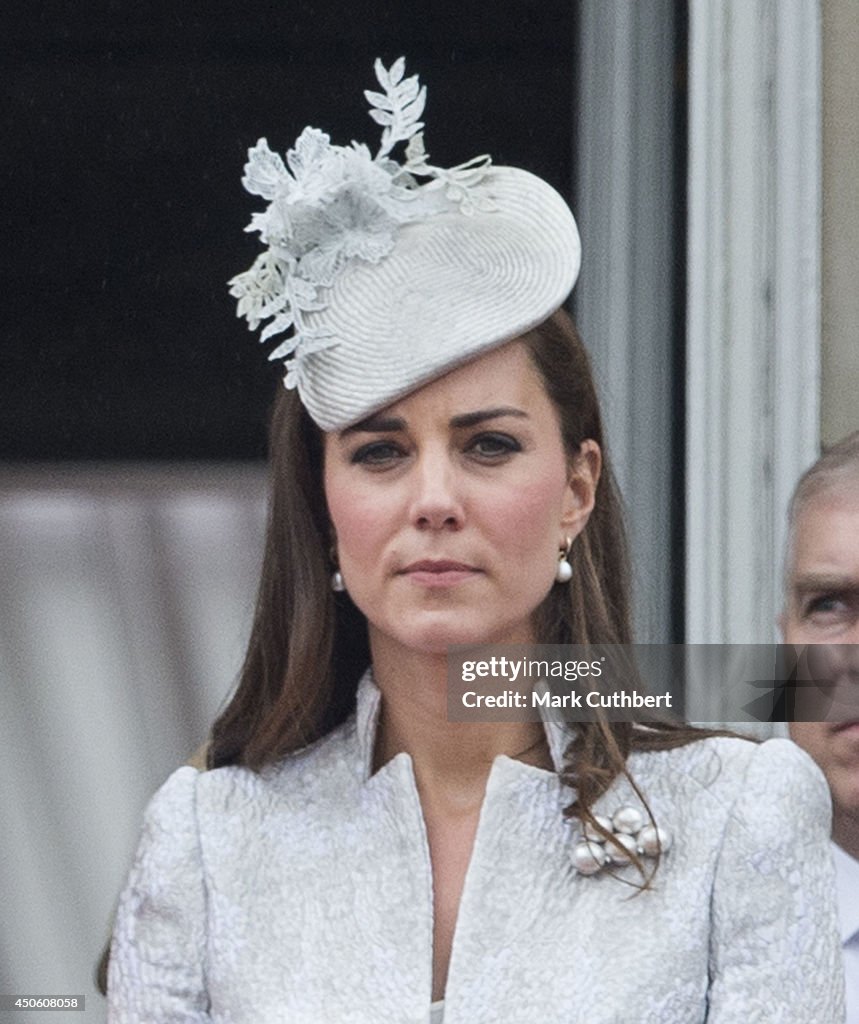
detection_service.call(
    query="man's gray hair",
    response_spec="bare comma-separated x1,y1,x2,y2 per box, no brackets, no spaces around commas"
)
784,430,859,590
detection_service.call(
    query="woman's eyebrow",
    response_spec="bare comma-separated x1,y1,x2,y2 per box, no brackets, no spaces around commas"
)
341,414,406,435
341,406,528,435
449,407,529,429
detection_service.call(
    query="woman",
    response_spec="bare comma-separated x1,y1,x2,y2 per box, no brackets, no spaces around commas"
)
108,59,843,1022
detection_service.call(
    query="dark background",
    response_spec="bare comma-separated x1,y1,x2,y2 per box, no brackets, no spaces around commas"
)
2,1,577,460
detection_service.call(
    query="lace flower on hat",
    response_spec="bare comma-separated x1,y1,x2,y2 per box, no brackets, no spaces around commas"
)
228,57,493,389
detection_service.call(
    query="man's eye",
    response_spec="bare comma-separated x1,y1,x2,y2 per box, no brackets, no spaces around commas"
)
468,433,521,459
351,441,405,466
804,594,850,619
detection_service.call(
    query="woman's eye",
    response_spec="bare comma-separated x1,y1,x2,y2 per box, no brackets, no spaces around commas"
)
350,441,406,467
468,433,521,459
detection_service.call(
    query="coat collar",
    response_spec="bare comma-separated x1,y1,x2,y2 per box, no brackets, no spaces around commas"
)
353,667,574,782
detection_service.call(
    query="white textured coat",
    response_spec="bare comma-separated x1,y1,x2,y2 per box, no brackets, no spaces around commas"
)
109,674,845,1023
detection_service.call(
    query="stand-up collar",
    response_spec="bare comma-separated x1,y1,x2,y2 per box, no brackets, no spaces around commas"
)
353,667,574,782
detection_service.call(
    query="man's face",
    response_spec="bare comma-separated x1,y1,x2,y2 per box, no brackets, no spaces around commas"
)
783,489,859,842
782,490,859,646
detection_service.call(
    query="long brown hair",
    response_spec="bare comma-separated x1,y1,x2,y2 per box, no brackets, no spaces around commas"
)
210,309,739,835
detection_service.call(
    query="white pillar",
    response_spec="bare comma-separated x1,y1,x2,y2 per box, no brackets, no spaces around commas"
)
686,1,821,654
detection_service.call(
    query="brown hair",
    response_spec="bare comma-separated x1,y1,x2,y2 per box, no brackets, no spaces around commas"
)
210,309,738,859
518,311,739,871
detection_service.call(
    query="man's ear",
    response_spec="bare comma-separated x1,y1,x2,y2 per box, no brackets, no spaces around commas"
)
561,440,601,538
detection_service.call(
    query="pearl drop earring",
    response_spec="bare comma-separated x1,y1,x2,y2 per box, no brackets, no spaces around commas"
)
330,545,346,592
555,537,573,583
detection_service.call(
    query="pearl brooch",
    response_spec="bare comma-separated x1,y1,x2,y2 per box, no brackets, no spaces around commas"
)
570,805,672,876
612,806,644,835
582,814,613,842
637,824,673,857
571,840,607,875
605,831,637,865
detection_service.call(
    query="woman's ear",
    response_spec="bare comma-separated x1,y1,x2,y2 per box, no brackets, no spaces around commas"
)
561,440,601,538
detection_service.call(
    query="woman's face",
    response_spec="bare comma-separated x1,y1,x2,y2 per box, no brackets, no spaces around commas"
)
323,340,599,657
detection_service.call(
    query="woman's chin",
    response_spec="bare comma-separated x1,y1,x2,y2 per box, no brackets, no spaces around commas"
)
373,610,532,659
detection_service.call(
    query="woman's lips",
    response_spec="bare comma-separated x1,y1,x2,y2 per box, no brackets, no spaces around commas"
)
399,560,481,588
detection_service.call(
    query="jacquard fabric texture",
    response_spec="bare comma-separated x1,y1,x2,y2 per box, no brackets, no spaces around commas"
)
108,673,845,1023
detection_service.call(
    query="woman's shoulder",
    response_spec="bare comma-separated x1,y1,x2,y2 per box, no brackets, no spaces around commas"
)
631,732,827,789
627,734,831,834
144,716,362,826
651,731,823,781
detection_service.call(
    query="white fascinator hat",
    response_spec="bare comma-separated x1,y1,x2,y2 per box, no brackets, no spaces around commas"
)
230,57,581,431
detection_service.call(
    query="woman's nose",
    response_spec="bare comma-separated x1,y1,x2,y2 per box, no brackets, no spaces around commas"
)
408,452,464,531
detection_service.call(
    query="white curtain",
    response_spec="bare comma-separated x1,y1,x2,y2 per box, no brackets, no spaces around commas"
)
574,0,678,643
0,465,266,1022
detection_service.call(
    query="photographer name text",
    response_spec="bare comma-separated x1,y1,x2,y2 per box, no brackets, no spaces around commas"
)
460,689,674,709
